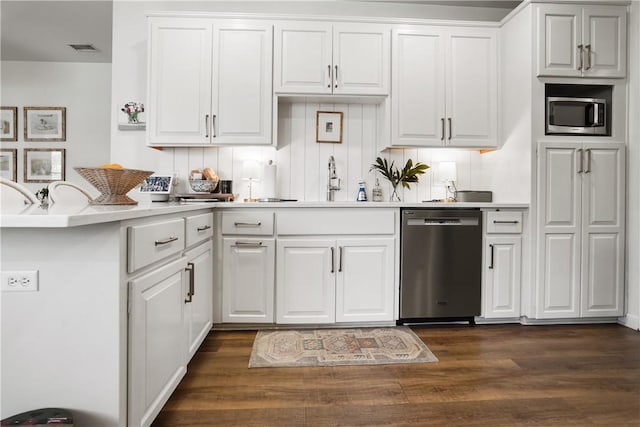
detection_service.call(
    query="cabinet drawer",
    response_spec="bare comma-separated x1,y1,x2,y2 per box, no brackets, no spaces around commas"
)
128,218,185,273
277,209,395,235
185,213,214,247
486,211,523,234
221,211,274,235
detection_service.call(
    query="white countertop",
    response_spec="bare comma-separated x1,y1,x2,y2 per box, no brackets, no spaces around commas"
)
1,200,529,228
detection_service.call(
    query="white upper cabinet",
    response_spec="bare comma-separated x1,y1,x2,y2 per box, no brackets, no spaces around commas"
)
536,4,627,78
274,22,390,95
147,18,273,146
391,26,497,148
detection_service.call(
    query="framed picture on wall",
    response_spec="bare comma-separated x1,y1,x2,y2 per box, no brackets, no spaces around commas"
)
24,107,66,142
0,149,18,181
1,107,18,142
316,111,343,143
23,148,65,183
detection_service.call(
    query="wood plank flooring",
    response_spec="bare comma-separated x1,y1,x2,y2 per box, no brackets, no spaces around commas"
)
153,324,640,426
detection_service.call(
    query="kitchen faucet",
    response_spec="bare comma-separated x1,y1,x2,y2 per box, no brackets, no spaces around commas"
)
327,155,341,201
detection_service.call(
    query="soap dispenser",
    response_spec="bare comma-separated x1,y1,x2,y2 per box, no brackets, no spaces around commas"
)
356,181,367,202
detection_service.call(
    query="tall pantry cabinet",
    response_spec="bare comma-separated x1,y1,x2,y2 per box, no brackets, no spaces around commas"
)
536,142,625,319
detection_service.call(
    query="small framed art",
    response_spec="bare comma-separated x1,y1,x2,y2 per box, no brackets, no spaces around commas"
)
1,107,18,141
316,111,343,143
0,149,18,181
23,148,65,183
24,107,66,142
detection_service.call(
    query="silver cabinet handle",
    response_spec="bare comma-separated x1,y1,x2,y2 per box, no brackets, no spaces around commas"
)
155,236,178,246
577,148,583,173
334,65,338,88
493,220,519,224
212,114,217,138
327,65,331,88
234,221,261,227
585,148,591,173
338,246,343,272
205,114,209,139
441,118,445,141
578,44,584,71
185,262,194,303
234,240,263,247
330,247,335,273
196,225,211,232
585,44,592,70
448,118,452,141
488,244,494,269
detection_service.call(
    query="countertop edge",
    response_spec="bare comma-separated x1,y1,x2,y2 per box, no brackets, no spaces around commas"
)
1,201,530,228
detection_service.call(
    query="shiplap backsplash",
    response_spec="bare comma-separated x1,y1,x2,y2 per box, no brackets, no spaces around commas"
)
164,101,482,201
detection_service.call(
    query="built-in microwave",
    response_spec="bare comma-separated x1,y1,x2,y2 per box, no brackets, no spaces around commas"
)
546,97,607,135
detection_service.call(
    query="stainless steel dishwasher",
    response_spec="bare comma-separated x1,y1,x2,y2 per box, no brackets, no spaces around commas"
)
399,208,482,324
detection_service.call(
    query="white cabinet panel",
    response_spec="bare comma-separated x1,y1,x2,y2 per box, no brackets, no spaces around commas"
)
184,241,213,360
274,22,332,93
222,238,275,323
212,23,273,144
127,218,185,273
484,236,521,319
583,7,627,78
129,257,187,427
537,6,581,77
582,233,621,316
276,239,335,324
542,146,580,228
541,234,580,316
391,29,444,146
147,19,213,145
335,238,394,322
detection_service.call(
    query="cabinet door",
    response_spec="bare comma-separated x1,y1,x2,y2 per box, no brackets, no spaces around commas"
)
184,241,213,360
446,28,498,148
335,238,394,322
222,238,275,323
129,257,188,427
147,18,213,145
583,6,627,78
391,28,445,147
274,22,332,94
212,21,273,145
333,24,390,95
276,239,335,324
536,4,583,77
581,143,625,317
484,236,521,319
537,143,582,318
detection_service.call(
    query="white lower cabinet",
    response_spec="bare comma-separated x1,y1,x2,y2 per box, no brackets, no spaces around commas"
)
184,240,213,360
129,256,188,427
484,236,521,318
222,238,275,323
276,237,395,324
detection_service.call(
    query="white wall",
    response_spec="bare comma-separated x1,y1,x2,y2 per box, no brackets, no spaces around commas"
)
0,61,111,193
624,1,639,329
110,1,507,201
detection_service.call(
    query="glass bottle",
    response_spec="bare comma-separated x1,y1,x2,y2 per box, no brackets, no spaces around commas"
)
372,178,383,202
356,181,367,201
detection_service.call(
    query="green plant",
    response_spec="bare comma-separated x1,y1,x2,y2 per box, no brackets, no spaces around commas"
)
369,157,429,189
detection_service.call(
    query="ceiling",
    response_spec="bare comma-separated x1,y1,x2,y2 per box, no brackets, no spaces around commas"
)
0,0,521,64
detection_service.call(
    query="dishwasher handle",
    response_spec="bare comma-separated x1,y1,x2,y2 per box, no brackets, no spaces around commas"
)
406,217,479,226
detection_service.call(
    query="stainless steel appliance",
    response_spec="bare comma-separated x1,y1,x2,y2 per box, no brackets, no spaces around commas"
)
399,209,482,324
455,190,492,203
546,96,606,135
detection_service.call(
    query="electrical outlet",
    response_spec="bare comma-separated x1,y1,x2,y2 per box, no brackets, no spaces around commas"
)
1,271,39,292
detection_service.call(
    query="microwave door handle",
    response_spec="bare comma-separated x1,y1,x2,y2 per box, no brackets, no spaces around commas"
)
592,103,599,126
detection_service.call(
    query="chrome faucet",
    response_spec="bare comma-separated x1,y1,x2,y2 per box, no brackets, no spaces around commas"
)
327,155,341,201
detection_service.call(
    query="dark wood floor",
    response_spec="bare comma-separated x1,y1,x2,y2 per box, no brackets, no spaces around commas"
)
153,324,640,426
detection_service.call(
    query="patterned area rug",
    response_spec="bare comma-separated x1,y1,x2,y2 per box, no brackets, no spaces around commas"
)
248,327,438,368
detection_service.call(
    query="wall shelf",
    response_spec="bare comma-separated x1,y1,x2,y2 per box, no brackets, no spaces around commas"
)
118,123,146,131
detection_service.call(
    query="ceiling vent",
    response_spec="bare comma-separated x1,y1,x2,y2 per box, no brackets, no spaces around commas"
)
68,44,99,52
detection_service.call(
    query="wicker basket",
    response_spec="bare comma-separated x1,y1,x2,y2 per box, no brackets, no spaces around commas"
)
74,167,153,205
